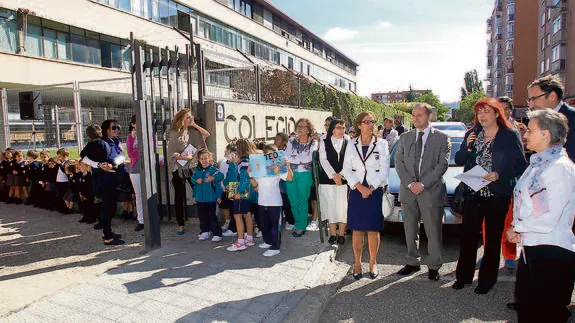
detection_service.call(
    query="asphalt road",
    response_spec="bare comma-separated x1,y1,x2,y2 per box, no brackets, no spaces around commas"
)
320,223,549,323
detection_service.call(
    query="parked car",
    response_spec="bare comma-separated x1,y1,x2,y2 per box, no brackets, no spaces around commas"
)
430,122,467,138
386,135,464,224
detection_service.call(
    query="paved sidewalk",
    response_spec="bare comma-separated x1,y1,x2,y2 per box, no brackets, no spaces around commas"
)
1,203,340,322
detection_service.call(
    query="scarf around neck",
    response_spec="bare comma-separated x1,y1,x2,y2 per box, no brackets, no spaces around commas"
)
516,144,564,193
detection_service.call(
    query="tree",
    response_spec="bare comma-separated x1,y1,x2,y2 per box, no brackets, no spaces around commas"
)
460,70,484,100
457,90,486,124
405,84,420,102
416,92,450,121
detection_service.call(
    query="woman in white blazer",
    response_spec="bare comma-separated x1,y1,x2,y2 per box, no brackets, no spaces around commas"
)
507,109,575,322
342,111,390,280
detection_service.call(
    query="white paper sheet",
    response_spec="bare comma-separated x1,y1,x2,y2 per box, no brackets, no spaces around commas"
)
177,144,197,166
454,165,492,192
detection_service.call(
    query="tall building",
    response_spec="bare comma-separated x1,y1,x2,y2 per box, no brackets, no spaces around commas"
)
485,0,538,105
0,0,358,92
371,89,430,104
536,0,575,101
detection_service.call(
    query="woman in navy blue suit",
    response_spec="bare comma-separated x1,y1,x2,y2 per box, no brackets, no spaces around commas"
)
452,98,527,294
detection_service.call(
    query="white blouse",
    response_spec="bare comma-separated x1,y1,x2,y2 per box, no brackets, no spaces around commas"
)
513,155,575,253
286,138,318,172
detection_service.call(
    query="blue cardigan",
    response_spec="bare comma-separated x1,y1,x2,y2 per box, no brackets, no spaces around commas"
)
191,165,223,203
455,126,527,196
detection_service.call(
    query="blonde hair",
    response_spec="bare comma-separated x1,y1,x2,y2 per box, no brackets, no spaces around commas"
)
171,108,192,132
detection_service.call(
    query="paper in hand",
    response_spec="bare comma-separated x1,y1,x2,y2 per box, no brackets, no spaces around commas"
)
454,165,492,192
177,144,198,166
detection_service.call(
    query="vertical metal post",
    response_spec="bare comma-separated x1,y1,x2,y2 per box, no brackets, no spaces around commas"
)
131,32,161,250
0,89,9,150
195,43,205,122
166,46,174,119
175,46,182,110
149,47,163,219
73,81,83,153
185,44,193,110
54,105,61,149
255,65,261,104
297,75,301,109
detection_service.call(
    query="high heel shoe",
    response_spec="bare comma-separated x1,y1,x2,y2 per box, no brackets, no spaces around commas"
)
369,265,379,279
353,272,363,280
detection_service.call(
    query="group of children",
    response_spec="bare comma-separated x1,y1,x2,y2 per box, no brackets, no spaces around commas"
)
189,137,294,257
0,147,136,225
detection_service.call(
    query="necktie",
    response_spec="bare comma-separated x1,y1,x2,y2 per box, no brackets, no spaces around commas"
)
415,131,424,181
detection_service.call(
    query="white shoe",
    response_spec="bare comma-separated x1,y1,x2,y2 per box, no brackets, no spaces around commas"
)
246,236,255,247
227,240,247,251
263,249,280,257
256,231,263,238
221,220,230,231
306,221,319,231
198,232,210,240
259,242,271,249
211,235,222,242
285,223,295,231
222,230,237,237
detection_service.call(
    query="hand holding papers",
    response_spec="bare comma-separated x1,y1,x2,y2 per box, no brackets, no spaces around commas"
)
177,144,197,166
454,165,492,192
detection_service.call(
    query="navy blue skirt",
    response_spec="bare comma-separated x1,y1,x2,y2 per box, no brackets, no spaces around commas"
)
233,199,251,215
347,187,384,231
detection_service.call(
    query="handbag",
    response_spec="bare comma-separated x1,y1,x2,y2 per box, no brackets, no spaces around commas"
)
451,182,467,218
382,185,394,219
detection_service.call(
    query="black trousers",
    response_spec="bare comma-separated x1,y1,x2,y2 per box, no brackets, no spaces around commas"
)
455,195,510,288
99,172,118,240
260,206,282,250
171,171,187,227
252,203,261,230
515,245,575,323
281,192,294,225
197,202,222,236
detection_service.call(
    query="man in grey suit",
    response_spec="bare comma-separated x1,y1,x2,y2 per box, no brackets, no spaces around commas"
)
394,103,451,281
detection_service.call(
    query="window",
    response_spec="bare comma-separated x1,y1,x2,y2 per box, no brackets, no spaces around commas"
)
0,9,17,53
552,16,563,34
541,37,545,51
252,2,263,24
159,0,169,25
101,38,122,69
547,8,552,21
541,13,546,26
288,56,293,70
43,28,69,60
26,22,43,57
71,32,87,64
168,1,178,27
545,58,550,71
546,33,550,46
151,0,160,22
86,33,102,65
120,0,130,11
540,61,545,74
552,45,560,61
507,4,514,15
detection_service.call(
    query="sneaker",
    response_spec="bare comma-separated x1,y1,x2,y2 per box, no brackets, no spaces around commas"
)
211,235,222,242
198,232,210,240
221,220,230,231
259,242,272,249
285,223,295,231
222,230,237,237
246,236,255,247
263,249,281,257
504,259,516,269
256,231,263,238
306,220,319,231
227,240,247,251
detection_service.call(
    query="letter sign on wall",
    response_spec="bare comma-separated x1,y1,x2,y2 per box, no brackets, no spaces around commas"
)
216,103,225,121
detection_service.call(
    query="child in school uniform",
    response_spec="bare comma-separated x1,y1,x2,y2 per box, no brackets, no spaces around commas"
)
43,158,60,211
36,150,50,208
9,151,26,204
4,149,14,203
64,163,80,213
0,151,7,202
25,150,42,207
56,148,72,214
252,144,294,257
218,143,237,232
227,139,257,252
191,149,224,242
77,162,98,224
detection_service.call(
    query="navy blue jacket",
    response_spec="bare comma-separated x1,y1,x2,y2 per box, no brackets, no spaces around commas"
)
559,103,575,162
455,126,527,196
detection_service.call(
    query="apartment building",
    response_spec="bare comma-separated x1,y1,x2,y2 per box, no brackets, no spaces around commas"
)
371,89,430,104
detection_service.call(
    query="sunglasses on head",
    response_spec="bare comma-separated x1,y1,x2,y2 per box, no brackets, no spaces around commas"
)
112,125,121,131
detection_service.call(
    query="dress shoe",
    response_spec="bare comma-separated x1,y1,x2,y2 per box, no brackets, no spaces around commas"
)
397,265,421,275
134,224,144,232
474,285,491,295
506,302,517,311
352,272,362,280
369,271,379,279
104,238,125,246
93,223,103,230
328,235,337,245
337,236,345,245
451,281,466,290
428,269,440,281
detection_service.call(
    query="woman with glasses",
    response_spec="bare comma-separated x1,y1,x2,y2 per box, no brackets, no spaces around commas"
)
285,118,318,237
342,112,390,279
452,98,527,294
318,119,350,245
167,108,210,235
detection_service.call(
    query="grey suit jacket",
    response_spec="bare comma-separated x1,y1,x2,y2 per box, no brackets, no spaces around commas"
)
394,127,451,207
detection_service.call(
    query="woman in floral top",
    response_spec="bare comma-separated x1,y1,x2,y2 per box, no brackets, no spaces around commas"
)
452,98,527,295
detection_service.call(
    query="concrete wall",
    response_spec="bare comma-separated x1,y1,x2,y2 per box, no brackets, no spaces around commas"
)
204,100,331,161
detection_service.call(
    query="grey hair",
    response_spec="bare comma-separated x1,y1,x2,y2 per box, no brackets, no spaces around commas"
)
413,103,433,116
527,109,569,146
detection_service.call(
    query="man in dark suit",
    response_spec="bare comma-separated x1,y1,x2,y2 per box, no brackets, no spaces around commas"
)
395,103,451,281
527,75,575,162
394,114,407,136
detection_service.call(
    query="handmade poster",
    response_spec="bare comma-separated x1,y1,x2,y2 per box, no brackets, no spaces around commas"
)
249,151,287,178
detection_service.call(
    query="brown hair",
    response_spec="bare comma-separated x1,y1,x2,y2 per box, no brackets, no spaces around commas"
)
528,75,564,100
12,150,23,158
27,150,40,159
236,138,256,158
294,118,316,139
65,163,77,174
171,108,192,132
353,111,377,135
86,124,103,140
40,150,50,157
57,148,69,157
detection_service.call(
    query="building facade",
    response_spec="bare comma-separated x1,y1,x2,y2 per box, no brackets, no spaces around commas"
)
0,0,358,92
371,89,430,104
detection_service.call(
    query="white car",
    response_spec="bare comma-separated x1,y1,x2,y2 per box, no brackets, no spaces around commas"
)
430,122,467,138
386,135,464,224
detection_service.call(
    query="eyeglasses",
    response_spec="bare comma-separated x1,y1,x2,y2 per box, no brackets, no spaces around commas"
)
112,125,121,131
361,120,377,125
334,126,346,130
526,92,549,104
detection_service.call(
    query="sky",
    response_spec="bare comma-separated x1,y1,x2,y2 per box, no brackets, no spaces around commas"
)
271,0,493,103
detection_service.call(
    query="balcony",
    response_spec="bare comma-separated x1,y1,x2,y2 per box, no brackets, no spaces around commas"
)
506,66,514,73
508,13,515,21
487,59,493,67
551,59,566,72
496,33,503,40
506,49,513,57
553,30,567,44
